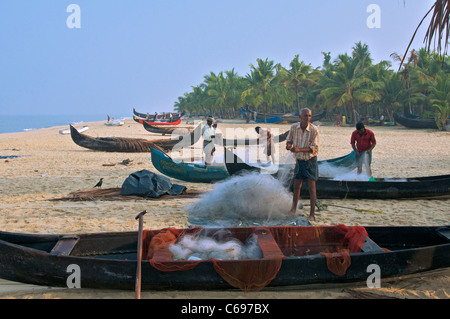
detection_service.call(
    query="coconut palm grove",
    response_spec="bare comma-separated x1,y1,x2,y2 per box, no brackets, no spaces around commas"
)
174,43,449,130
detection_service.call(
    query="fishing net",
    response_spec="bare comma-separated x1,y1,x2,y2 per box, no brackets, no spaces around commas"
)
142,224,368,291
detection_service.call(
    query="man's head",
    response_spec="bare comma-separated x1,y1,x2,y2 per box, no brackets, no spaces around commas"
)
356,122,365,133
207,117,214,125
299,108,312,126
255,126,261,134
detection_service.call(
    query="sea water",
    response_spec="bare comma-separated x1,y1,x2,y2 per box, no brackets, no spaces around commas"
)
0,114,129,134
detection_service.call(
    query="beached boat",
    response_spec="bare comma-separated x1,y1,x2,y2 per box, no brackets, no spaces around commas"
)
394,113,438,129
225,153,450,199
0,225,448,291
255,116,282,124
134,117,190,135
133,108,183,120
70,124,201,153
151,147,356,183
150,148,229,183
244,109,327,123
134,117,182,126
59,125,88,135
105,120,124,126
280,109,327,123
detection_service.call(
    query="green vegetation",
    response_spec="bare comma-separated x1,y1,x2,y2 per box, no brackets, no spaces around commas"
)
174,42,449,130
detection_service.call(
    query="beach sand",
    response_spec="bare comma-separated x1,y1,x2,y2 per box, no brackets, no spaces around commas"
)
0,118,449,299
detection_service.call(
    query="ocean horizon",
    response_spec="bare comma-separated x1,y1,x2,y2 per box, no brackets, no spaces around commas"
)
0,114,130,134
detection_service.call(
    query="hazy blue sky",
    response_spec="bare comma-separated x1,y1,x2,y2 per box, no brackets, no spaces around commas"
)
0,0,435,116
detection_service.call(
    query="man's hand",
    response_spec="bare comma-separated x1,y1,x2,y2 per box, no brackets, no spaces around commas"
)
286,141,293,151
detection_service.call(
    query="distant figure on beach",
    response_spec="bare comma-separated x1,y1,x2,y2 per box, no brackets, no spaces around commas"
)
286,108,319,221
94,178,103,188
255,126,275,163
153,112,158,121
351,122,376,175
202,117,217,165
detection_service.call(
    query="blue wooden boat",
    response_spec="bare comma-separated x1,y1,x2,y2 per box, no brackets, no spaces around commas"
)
150,148,229,183
151,147,356,183
255,116,282,123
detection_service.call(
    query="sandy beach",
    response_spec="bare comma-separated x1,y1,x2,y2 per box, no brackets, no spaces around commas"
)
0,118,449,299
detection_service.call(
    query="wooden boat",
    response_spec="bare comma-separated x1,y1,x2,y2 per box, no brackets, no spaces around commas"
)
0,225,448,291
59,125,88,135
225,153,450,199
151,147,356,183
394,113,438,129
104,120,124,126
143,122,192,135
280,109,327,123
134,116,190,135
255,116,282,124
133,108,183,120
221,130,290,147
247,109,327,123
150,148,229,183
134,117,182,126
70,124,201,153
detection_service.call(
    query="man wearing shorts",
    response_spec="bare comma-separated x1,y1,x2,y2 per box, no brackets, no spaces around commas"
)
286,108,319,221
351,122,376,175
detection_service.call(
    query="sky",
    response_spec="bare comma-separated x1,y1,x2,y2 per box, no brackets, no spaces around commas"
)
0,0,436,117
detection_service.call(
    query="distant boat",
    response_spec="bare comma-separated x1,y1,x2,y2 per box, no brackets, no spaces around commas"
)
134,117,182,126
105,120,124,126
255,116,282,124
394,113,438,129
59,125,88,135
133,108,184,120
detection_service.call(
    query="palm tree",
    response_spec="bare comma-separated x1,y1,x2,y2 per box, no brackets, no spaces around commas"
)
399,0,449,69
390,50,419,114
241,58,280,123
429,73,450,130
319,53,380,123
380,72,411,121
279,54,321,114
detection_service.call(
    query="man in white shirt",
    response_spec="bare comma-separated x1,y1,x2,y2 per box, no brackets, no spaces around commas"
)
202,117,217,165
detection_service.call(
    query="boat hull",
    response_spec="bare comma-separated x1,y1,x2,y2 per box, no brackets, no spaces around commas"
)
394,113,438,129
0,226,448,290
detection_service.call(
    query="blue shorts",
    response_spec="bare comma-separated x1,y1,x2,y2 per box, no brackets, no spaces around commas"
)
293,156,318,181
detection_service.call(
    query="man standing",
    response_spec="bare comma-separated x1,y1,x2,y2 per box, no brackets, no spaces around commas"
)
202,117,217,165
351,122,376,175
255,126,275,163
286,108,319,221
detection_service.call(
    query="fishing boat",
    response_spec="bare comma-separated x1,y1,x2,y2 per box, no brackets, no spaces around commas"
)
255,116,283,124
70,124,201,153
104,120,124,126
133,108,183,120
150,148,229,183
151,147,356,183
243,109,327,123
134,117,182,126
225,152,450,199
59,125,88,135
141,120,192,135
394,113,438,129
280,109,327,123
0,224,448,291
